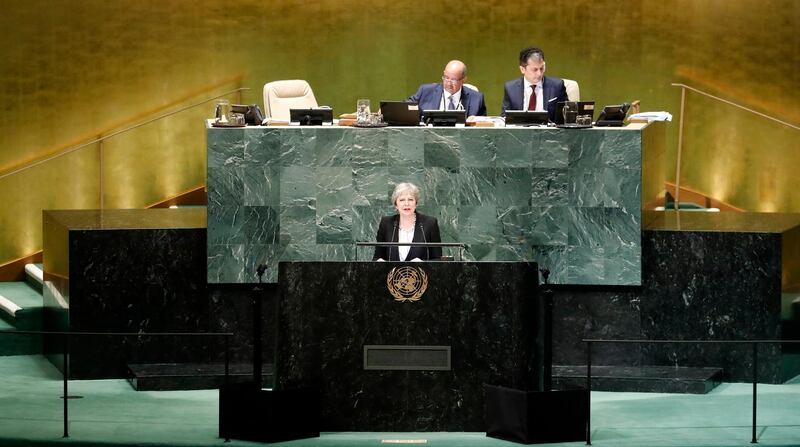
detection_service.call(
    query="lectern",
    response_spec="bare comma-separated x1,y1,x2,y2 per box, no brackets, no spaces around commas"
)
275,261,538,431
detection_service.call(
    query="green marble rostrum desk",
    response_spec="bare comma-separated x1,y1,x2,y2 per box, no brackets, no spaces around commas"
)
207,122,665,285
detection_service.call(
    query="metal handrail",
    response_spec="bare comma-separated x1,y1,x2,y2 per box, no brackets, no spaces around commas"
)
355,242,466,247
582,338,800,445
670,83,799,209
356,241,466,261
671,84,800,131
0,86,248,182
0,329,234,439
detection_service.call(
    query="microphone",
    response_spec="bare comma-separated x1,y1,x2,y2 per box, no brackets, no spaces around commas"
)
418,222,428,260
255,264,267,284
391,220,398,261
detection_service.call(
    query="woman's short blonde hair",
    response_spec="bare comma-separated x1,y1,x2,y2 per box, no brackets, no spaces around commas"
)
391,182,420,205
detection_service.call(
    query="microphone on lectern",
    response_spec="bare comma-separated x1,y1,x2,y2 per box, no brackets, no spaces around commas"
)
419,223,429,260
391,220,398,261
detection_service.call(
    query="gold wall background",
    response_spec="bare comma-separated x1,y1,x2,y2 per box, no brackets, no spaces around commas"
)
1,0,798,263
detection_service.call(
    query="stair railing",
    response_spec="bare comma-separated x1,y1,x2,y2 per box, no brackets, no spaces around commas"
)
0,81,248,210
671,83,800,210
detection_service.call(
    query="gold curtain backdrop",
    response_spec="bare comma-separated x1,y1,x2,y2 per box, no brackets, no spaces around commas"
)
0,0,798,262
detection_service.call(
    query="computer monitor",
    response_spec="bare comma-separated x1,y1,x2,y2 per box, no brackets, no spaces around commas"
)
380,101,421,126
422,110,466,127
504,111,549,127
289,108,334,126
554,101,596,125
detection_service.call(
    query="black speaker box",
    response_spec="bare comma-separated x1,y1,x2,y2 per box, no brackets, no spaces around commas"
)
485,384,588,444
219,381,319,443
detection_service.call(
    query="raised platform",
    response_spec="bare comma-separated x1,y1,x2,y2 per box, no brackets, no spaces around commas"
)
127,362,274,391
552,212,800,384
41,208,212,379
553,365,723,394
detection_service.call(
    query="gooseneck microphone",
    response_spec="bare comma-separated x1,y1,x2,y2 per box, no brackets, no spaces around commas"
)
419,222,428,260
391,220,398,261
256,264,267,283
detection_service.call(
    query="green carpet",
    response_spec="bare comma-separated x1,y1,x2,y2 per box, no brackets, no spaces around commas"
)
1,355,799,447
0,282,42,310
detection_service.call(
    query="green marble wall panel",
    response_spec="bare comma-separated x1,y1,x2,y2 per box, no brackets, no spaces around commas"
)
207,125,646,285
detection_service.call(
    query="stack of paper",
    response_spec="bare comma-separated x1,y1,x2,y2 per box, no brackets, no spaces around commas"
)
628,112,673,122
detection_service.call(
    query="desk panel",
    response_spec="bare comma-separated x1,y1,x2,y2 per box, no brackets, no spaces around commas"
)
207,124,660,285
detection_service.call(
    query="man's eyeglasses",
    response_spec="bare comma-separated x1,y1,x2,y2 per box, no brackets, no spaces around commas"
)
441,76,463,85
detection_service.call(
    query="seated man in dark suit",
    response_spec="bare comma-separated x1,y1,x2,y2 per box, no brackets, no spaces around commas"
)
501,47,568,122
408,60,487,118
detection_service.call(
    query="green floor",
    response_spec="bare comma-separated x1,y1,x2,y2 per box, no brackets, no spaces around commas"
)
1,355,799,447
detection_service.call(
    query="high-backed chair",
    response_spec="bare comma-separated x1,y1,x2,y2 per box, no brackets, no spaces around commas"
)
463,83,479,92
262,80,318,121
563,79,580,102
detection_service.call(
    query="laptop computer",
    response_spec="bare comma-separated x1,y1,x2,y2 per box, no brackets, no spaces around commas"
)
380,101,421,126
554,101,595,127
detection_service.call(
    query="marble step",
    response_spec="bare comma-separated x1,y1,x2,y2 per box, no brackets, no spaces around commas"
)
0,281,43,330
553,365,723,394
24,263,43,293
0,281,43,355
127,362,275,391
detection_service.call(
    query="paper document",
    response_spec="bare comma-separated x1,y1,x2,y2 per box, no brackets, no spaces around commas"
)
628,111,673,122
468,116,505,126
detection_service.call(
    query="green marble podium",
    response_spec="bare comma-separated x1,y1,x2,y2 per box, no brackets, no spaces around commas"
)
207,123,664,285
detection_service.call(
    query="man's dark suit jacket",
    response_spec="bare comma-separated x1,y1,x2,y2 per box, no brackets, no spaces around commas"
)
408,83,487,117
373,212,442,261
501,75,568,121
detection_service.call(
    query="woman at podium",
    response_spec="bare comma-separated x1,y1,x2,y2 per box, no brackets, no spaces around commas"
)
373,182,442,261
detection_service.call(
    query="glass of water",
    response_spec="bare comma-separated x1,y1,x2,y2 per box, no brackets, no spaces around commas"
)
562,101,578,124
215,99,231,123
356,99,371,124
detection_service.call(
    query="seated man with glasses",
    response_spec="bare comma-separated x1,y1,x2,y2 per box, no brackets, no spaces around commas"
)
407,60,487,117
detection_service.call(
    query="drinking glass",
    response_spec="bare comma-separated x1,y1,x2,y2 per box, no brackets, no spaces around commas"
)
229,113,246,126
356,99,371,124
562,101,578,124
215,99,231,124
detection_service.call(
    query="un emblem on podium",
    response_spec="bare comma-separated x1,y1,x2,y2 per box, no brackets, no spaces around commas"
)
386,266,429,302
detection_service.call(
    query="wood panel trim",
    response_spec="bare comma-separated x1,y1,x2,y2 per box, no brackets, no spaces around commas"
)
665,181,744,212
146,185,207,208
0,251,42,282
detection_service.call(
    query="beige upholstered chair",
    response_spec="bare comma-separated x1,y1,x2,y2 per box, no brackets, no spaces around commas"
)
563,79,580,102
463,83,479,92
262,80,318,121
